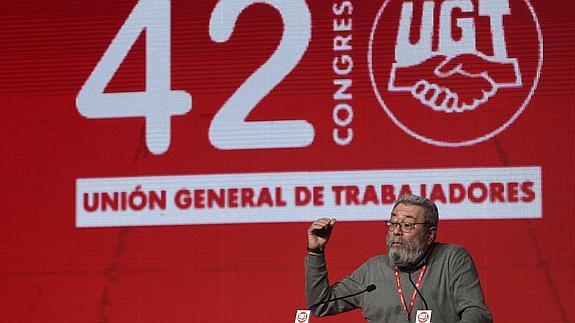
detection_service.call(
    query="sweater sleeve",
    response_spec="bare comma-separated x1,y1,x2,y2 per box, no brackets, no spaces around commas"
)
449,247,493,323
305,253,367,317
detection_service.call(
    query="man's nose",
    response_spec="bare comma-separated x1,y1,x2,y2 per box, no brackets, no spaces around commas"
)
392,225,403,235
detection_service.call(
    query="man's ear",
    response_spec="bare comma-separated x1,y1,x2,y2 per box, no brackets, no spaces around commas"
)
427,227,437,245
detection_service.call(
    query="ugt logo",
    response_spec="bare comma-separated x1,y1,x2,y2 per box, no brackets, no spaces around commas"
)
368,0,543,147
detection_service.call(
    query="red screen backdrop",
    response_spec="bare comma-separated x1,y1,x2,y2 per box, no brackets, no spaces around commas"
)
1,0,574,322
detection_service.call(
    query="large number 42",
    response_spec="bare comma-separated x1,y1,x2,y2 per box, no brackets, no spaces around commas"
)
76,0,314,155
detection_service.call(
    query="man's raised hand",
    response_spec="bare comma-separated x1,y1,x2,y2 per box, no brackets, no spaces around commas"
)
307,218,337,252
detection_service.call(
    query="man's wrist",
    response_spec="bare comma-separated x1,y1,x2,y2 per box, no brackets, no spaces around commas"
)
307,246,324,254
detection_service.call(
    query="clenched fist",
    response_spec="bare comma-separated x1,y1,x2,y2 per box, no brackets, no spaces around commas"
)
307,218,337,252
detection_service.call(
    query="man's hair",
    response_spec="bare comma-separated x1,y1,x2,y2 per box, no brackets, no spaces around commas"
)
393,194,439,226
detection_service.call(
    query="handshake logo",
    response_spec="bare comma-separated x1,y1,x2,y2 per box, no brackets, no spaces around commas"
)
369,0,542,146
389,52,521,113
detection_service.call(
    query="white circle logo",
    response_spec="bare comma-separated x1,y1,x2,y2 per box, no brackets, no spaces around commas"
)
368,0,543,147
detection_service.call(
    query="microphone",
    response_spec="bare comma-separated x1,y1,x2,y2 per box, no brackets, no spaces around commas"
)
308,284,376,311
408,271,428,310
407,244,436,311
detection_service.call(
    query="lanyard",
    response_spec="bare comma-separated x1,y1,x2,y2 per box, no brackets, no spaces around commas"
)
394,265,427,321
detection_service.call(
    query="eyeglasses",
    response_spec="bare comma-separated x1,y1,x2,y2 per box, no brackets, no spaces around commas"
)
385,221,429,233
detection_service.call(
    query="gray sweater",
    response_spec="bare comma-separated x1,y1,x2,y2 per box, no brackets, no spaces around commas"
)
305,243,492,323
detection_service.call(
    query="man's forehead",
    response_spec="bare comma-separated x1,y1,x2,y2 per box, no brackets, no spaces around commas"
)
390,203,425,219
390,212,417,219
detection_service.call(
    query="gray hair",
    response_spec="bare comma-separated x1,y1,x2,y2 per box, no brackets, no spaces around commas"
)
393,194,439,226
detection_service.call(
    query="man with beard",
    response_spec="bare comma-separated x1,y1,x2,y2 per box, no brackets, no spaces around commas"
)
305,194,492,323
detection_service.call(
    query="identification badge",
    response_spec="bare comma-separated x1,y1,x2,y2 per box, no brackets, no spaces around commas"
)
415,310,432,323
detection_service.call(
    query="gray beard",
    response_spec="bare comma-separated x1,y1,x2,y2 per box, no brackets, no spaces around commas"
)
387,234,428,269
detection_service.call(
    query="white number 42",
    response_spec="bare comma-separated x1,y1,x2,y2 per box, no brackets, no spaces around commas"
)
76,0,314,155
